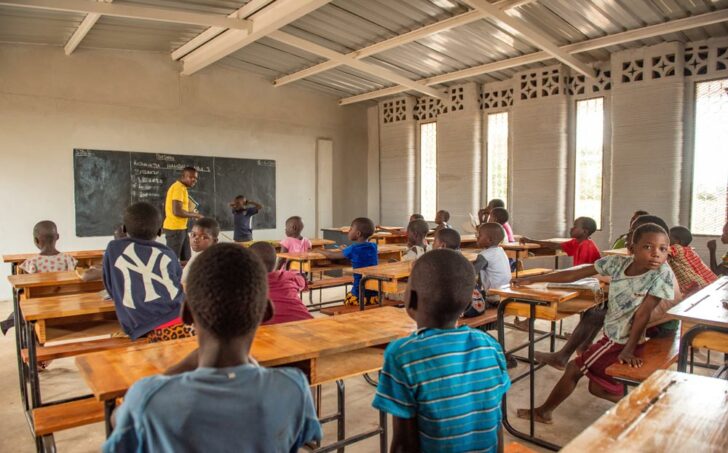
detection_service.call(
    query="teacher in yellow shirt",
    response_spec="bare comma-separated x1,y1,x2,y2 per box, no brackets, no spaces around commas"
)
163,166,203,260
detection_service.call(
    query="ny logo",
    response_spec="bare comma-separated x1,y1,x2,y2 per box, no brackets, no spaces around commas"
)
114,243,180,309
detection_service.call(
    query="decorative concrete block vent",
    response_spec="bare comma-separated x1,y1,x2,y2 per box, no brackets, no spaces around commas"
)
566,63,612,99
683,37,728,79
516,65,569,102
612,42,684,87
479,79,515,112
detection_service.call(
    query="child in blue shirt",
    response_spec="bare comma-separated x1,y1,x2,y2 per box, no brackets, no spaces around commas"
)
103,202,190,342
229,195,263,242
320,217,378,306
373,249,511,452
104,243,322,452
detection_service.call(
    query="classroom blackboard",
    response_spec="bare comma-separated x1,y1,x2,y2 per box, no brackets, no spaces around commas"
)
73,149,276,237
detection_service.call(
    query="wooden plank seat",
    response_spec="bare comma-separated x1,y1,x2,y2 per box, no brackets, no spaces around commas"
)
605,332,680,386
320,299,403,316
512,268,552,278
504,442,538,453
457,308,498,329
32,397,105,436
313,347,385,386
21,336,148,364
307,275,353,291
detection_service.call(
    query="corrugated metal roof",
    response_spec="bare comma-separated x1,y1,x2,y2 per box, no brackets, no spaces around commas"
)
1,0,727,99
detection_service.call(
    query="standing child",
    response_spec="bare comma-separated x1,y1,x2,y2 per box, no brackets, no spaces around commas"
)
1,221,78,335
403,219,431,261
103,202,191,343
432,228,460,250
520,216,601,266
668,226,717,296
373,250,510,452
514,223,674,423
319,217,379,307
487,207,515,243
104,243,322,452
230,195,263,242
612,210,648,249
707,220,728,276
250,242,313,325
182,218,219,285
434,210,451,232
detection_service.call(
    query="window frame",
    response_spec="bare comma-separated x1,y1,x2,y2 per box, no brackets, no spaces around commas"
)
484,110,511,208
417,121,438,221
572,96,606,231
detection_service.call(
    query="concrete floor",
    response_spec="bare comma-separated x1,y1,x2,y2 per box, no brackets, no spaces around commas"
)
0,288,711,453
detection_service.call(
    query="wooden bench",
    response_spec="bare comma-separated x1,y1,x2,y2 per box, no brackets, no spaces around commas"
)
511,267,551,278
605,332,680,391
21,336,147,364
306,276,354,311
458,308,498,330
321,299,402,316
504,442,537,453
33,397,105,436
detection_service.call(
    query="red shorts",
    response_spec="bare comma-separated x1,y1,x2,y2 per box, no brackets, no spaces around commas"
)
575,335,644,396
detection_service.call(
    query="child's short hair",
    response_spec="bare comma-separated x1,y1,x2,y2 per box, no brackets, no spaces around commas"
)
435,228,460,249
124,202,161,240
669,226,692,246
351,217,375,239
575,217,597,236
33,220,57,242
186,243,268,339
490,207,509,224
411,249,474,321
633,210,649,218
487,199,505,209
249,241,276,272
285,216,303,233
194,217,220,238
632,215,669,234
437,210,450,222
407,219,430,238
632,223,668,244
410,213,424,221
479,222,505,244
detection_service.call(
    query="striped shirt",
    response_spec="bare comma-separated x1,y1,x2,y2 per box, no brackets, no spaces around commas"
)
372,326,510,452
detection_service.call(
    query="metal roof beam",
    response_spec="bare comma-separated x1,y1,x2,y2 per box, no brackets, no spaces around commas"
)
274,0,538,88
171,0,273,61
180,0,333,76
464,0,594,79
64,0,111,56
0,0,252,30
339,8,728,105
269,30,445,100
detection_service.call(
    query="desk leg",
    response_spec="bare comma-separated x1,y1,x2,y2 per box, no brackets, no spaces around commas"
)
336,380,345,453
379,410,388,453
27,320,41,409
13,289,29,413
104,399,117,438
678,325,728,373
528,304,535,438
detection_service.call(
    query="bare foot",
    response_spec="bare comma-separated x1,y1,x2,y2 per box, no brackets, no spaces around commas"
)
513,317,530,331
516,407,553,424
534,351,567,371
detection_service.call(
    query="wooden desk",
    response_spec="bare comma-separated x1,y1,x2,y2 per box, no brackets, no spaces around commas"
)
239,238,334,250
603,248,629,257
489,283,602,451
76,307,416,433
8,271,105,299
277,244,405,278
667,277,728,372
3,250,104,274
561,370,728,452
459,234,478,247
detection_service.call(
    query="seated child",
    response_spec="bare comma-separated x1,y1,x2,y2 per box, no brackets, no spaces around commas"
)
104,243,322,452
612,210,648,249
707,220,728,276
403,219,431,261
373,249,510,452
81,224,127,282
521,216,601,267
487,207,515,243
229,195,263,242
514,223,674,423
103,202,191,343
533,214,680,370
397,213,425,234
668,226,717,296
320,217,379,306
432,228,460,250
434,210,451,231
250,242,313,325
2,220,78,335
478,198,504,225
470,223,511,313
182,218,219,285
279,216,312,253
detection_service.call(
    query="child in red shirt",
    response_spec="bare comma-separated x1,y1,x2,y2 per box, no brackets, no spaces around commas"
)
520,217,601,266
250,242,313,325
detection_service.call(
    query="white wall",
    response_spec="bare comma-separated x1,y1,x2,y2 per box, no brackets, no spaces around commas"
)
0,44,369,299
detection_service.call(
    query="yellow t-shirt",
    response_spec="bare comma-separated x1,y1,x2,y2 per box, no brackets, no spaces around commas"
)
163,181,189,230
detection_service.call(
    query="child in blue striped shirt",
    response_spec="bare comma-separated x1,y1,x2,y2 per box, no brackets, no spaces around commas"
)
372,249,511,453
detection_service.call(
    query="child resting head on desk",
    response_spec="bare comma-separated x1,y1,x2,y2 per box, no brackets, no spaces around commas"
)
1,220,80,336
250,241,312,325
432,228,461,250
372,249,510,452
520,216,601,267
103,202,192,343
404,219,431,261
512,223,675,424
318,217,379,307
104,243,322,452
